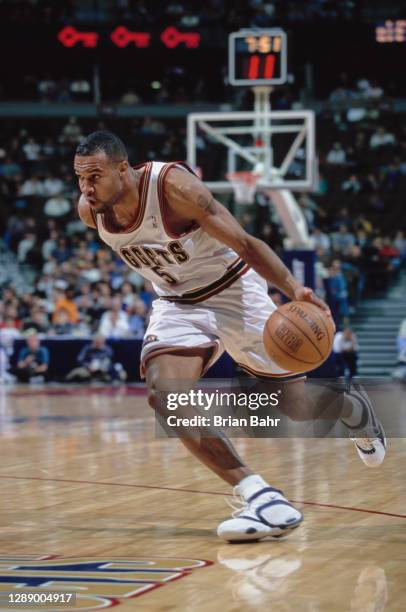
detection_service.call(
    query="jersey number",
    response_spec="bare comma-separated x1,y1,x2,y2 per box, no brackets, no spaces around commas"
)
120,241,189,285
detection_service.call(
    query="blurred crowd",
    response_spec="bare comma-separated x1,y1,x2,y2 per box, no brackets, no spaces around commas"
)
1,0,359,26
0,77,405,381
0,105,405,344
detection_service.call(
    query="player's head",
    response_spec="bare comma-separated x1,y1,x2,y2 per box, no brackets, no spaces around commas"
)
74,130,129,213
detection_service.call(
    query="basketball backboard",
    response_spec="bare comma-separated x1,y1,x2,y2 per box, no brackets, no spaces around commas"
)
186,109,316,193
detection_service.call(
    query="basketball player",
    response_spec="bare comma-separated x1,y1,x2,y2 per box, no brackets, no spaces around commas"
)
74,131,386,542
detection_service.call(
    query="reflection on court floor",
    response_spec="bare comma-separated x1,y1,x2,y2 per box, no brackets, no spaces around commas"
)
0,384,405,611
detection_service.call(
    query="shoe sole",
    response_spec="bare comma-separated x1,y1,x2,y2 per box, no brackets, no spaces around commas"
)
347,385,387,462
219,519,303,543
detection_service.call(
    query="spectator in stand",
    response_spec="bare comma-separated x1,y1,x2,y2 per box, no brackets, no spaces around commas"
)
42,138,57,158
43,173,65,197
329,87,352,106
19,176,45,197
120,281,146,314
22,308,50,334
139,280,156,311
362,237,392,292
333,327,359,379
341,174,361,194
325,260,350,325
128,305,145,339
98,297,130,338
11,333,49,383
3,305,21,331
353,130,367,154
326,142,346,165
121,89,140,105
22,137,41,161
52,237,72,264
379,237,401,272
44,193,71,218
356,77,370,95
140,117,166,135
297,194,324,232
341,245,365,307
331,207,352,231
0,315,21,345
0,317,21,382
382,160,401,192
17,232,36,263
65,335,127,383
70,78,91,101
0,157,22,180
346,104,367,123
60,117,83,144
354,215,373,235
369,127,396,150
38,75,57,102
356,77,384,100
52,288,79,324
394,231,406,267
363,173,380,192
309,227,331,252
331,224,356,254
257,223,283,253
42,230,59,261
363,80,384,100
49,308,75,335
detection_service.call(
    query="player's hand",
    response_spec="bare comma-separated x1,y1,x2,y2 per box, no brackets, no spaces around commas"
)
293,286,335,329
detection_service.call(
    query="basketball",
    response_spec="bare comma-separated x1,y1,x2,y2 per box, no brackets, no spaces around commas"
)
263,301,334,373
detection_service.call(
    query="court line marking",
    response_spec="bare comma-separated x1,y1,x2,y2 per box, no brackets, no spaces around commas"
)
0,474,405,519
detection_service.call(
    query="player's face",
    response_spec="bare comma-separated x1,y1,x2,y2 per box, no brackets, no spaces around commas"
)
74,153,127,213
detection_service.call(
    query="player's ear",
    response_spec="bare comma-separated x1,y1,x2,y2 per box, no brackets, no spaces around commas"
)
118,160,129,176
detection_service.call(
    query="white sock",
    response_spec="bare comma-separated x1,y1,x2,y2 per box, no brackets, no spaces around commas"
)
341,395,364,428
236,474,271,500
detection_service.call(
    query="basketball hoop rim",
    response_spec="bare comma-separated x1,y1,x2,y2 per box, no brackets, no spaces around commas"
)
226,171,261,204
226,171,261,186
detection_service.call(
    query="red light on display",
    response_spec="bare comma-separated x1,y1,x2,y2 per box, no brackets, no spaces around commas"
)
247,54,275,80
58,26,98,48
264,54,275,79
57,25,200,49
248,55,260,79
160,26,200,49
110,26,151,48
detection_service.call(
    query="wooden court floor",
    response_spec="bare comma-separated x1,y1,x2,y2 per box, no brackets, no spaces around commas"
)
0,383,405,611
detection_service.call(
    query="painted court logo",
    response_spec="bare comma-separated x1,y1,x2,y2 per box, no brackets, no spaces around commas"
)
0,556,210,609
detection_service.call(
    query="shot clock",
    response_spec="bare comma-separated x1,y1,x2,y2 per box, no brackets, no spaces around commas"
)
228,29,287,86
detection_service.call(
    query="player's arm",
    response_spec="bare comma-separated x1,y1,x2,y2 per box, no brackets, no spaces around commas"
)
165,168,329,310
77,194,97,229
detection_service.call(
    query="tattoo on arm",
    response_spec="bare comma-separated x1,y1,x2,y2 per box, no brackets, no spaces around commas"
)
196,192,215,213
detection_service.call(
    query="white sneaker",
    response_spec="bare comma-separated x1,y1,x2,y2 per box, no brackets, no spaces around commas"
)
345,383,387,468
217,486,303,542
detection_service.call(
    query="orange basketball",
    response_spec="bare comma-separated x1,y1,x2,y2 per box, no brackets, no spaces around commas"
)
263,300,334,373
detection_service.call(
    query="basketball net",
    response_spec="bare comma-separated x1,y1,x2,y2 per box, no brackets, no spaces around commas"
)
226,171,261,205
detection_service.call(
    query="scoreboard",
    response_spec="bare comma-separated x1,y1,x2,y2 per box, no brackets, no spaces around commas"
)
228,29,287,86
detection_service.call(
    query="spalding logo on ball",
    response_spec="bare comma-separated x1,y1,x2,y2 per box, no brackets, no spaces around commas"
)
263,301,334,373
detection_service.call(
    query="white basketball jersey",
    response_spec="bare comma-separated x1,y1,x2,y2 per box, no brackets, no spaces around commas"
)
95,161,249,303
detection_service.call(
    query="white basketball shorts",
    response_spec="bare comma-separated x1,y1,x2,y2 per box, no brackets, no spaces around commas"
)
140,268,296,378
